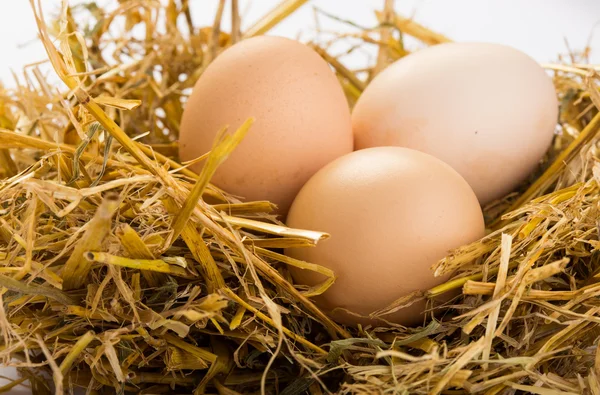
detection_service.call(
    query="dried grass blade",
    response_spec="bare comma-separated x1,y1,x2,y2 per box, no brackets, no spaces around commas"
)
116,224,163,287
59,330,95,375
65,6,86,74
213,0,227,56
211,201,276,215
596,341,600,379
243,0,308,38
102,339,125,382
107,265,140,322
0,377,28,393
590,368,600,395
376,11,452,45
482,233,512,365
230,0,240,44
312,45,366,92
0,274,75,305
94,96,141,110
31,261,62,289
542,63,589,75
69,122,101,185
163,333,217,365
340,78,362,101
255,247,335,296
163,198,225,291
168,118,254,248
372,0,395,77
216,214,328,245
85,252,193,279
167,347,209,370
462,280,584,301
448,370,473,389
0,149,17,177
14,196,37,281
255,248,334,278
244,237,316,249
229,302,246,331
62,195,119,290
89,130,113,187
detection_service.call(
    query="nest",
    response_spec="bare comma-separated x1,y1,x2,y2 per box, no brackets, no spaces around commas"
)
0,0,599,394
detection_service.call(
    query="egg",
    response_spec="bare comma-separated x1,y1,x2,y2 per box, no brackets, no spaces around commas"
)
285,147,485,326
352,42,558,205
179,36,353,215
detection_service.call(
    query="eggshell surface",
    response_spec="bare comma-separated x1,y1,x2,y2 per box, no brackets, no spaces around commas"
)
179,36,353,215
285,147,485,327
352,42,558,204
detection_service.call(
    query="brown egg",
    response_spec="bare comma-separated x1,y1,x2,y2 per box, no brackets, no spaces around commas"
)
179,36,353,215
285,147,485,327
352,42,558,205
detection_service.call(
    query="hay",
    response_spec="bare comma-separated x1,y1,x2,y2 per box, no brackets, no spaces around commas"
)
0,0,598,394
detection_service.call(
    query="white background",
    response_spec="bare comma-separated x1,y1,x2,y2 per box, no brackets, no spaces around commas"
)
0,0,599,393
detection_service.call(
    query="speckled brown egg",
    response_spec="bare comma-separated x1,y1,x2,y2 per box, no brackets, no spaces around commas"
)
285,147,485,327
179,36,353,215
352,42,559,205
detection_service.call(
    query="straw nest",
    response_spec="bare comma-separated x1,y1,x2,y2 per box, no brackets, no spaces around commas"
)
0,0,599,394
